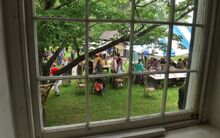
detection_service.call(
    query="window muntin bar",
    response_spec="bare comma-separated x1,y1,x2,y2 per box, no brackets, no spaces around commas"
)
38,69,199,81
85,0,91,128
126,0,136,121
34,16,203,27
161,0,176,117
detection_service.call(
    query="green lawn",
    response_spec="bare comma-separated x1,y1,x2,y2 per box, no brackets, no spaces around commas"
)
45,79,179,127
171,55,187,61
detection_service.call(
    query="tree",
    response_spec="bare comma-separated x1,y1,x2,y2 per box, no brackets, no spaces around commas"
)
36,0,194,108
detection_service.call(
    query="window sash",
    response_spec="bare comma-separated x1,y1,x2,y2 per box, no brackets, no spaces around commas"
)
30,0,204,135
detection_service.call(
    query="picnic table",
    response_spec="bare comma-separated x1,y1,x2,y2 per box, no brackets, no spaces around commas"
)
149,73,187,80
148,73,187,87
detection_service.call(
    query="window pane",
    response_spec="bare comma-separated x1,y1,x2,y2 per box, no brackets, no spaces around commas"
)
36,21,85,77
165,72,199,113
135,0,169,21
89,0,130,20
133,24,168,72
169,25,192,70
90,76,128,122
35,0,85,18
175,0,194,23
131,74,164,116
88,23,130,75
41,79,86,127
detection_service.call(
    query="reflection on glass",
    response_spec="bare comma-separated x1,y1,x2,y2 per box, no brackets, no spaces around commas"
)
133,24,168,72
41,79,86,127
89,23,129,75
35,0,85,18
131,74,163,116
169,26,192,70
90,77,128,122
165,72,198,113
36,21,85,77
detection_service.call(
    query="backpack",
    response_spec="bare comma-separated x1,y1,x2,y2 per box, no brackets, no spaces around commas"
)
94,82,103,92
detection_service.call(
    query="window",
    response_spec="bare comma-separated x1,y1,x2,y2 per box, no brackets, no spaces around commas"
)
26,0,208,137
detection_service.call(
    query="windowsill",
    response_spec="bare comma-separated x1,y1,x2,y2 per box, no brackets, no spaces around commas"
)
161,124,220,138
83,124,220,138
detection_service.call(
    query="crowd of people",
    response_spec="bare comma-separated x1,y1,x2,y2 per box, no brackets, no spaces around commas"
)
44,47,188,96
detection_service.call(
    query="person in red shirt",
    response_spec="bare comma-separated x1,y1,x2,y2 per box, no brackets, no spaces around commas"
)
50,63,60,96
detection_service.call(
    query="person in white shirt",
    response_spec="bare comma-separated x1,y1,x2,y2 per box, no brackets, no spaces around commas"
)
110,56,118,84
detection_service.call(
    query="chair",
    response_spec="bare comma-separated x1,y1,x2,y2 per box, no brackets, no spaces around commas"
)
143,76,155,96
76,80,86,92
113,78,124,88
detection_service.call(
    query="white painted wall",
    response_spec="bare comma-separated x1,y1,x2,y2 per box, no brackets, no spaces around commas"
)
0,1,15,138
208,1,220,129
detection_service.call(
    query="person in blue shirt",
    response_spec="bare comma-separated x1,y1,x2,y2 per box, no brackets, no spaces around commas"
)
134,59,144,85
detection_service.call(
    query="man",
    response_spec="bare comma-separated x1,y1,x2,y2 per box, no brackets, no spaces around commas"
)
110,56,118,84
178,82,187,110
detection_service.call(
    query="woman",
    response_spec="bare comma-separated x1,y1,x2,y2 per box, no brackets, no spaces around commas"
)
134,59,144,84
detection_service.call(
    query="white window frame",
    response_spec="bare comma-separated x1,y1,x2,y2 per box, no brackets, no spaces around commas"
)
12,0,213,137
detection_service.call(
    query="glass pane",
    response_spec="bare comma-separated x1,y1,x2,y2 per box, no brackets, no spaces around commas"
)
89,0,130,20
133,24,168,72
90,76,128,122
169,25,192,70
35,0,85,18
36,21,85,77
88,23,130,75
135,0,169,21
165,72,199,113
175,0,194,23
131,74,164,116
41,79,86,127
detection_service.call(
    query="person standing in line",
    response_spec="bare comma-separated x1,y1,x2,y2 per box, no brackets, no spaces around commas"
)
57,49,64,65
71,49,75,62
77,62,83,82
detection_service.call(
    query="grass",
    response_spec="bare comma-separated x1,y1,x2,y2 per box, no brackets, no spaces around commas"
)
171,55,187,61
45,79,180,127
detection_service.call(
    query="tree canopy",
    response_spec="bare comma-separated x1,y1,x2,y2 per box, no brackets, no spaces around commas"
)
36,0,194,107
36,0,193,74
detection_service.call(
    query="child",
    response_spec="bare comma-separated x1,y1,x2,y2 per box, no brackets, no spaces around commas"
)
50,63,60,96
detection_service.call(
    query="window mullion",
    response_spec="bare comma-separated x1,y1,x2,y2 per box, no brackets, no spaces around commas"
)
127,0,136,121
185,0,200,112
186,0,199,70
85,0,90,129
161,0,176,117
